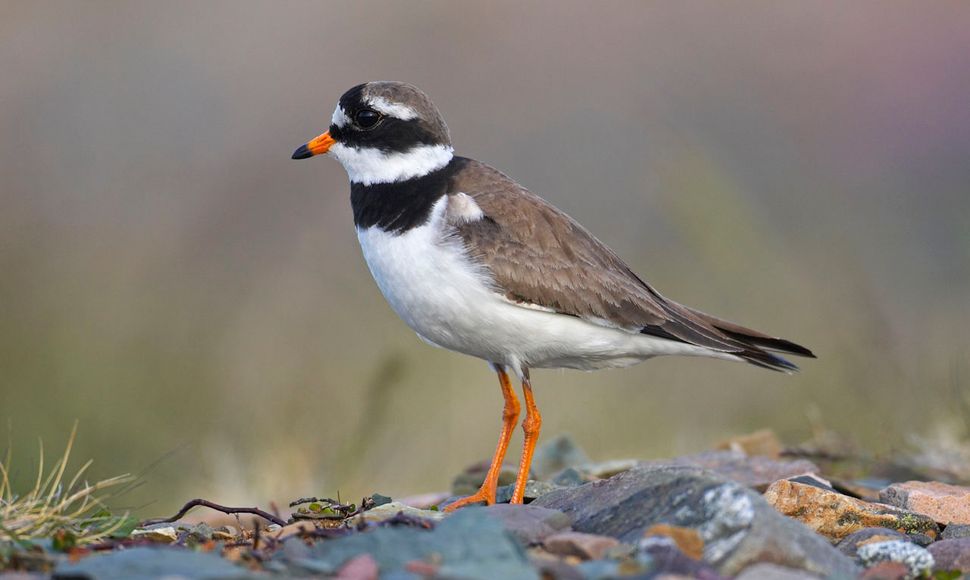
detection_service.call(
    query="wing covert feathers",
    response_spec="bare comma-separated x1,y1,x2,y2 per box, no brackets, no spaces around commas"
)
448,158,814,372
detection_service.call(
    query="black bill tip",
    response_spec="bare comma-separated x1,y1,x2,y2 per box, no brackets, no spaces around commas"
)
291,144,313,160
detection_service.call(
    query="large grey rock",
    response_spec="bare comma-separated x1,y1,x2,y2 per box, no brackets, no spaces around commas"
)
53,547,255,580
287,508,536,580
532,464,859,577
482,504,571,545
642,450,820,490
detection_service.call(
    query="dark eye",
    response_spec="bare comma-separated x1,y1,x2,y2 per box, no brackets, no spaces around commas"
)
355,109,381,129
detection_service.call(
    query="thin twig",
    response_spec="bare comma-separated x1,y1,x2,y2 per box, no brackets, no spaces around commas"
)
288,497,338,508
140,499,286,528
252,520,261,551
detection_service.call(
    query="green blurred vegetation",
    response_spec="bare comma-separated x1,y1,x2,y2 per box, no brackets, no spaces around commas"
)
1,2,968,516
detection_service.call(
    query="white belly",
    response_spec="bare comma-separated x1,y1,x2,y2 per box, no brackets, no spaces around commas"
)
356,197,733,372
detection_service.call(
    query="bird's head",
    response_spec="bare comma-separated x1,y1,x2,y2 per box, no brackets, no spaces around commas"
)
292,81,453,186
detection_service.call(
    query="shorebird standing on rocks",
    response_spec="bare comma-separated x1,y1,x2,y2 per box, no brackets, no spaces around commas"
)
292,81,814,511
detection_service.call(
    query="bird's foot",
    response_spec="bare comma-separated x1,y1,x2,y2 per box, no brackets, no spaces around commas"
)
443,488,494,512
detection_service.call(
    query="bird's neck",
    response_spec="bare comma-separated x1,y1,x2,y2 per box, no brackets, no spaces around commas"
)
350,156,468,234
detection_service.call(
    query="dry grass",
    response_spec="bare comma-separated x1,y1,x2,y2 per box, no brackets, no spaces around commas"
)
0,423,137,546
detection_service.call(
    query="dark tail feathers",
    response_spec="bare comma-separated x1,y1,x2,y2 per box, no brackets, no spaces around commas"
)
685,308,816,373
716,327,815,373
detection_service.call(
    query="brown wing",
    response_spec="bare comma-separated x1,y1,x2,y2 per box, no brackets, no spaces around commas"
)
449,158,814,369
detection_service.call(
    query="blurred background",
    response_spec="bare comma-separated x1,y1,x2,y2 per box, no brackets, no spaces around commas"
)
2,2,968,516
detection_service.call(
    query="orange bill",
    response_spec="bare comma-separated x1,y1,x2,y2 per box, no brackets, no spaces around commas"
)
292,131,335,159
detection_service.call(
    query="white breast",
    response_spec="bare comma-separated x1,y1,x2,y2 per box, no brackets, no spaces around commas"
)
356,196,737,372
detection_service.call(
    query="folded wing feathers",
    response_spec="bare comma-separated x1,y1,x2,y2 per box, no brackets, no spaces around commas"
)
449,158,814,373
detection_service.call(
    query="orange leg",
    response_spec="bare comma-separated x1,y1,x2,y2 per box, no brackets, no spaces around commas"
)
444,366,520,511
510,372,541,504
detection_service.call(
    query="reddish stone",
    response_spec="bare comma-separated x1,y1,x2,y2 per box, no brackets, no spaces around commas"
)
880,480,970,525
859,561,910,580
334,554,379,580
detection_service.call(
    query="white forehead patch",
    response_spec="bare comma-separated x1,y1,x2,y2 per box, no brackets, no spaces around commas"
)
331,106,351,128
365,96,419,120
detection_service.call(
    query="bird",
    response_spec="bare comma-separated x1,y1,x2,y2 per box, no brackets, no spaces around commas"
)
292,81,814,511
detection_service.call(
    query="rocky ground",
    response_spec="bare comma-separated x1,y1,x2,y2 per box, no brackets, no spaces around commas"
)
3,430,970,579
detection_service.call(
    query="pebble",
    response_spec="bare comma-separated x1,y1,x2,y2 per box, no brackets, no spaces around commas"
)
550,467,587,487
184,522,213,541
211,525,237,541
451,462,518,496
637,539,726,579
532,434,592,479
643,523,705,560
859,561,911,580
396,491,450,509
528,554,584,580
129,526,178,543
715,429,785,459
857,540,934,578
926,537,970,573
837,528,911,559
764,479,940,542
543,531,619,560
334,554,379,580
575,559,636,579
942,523,970,540
354,501,446,524
880,480,970,525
